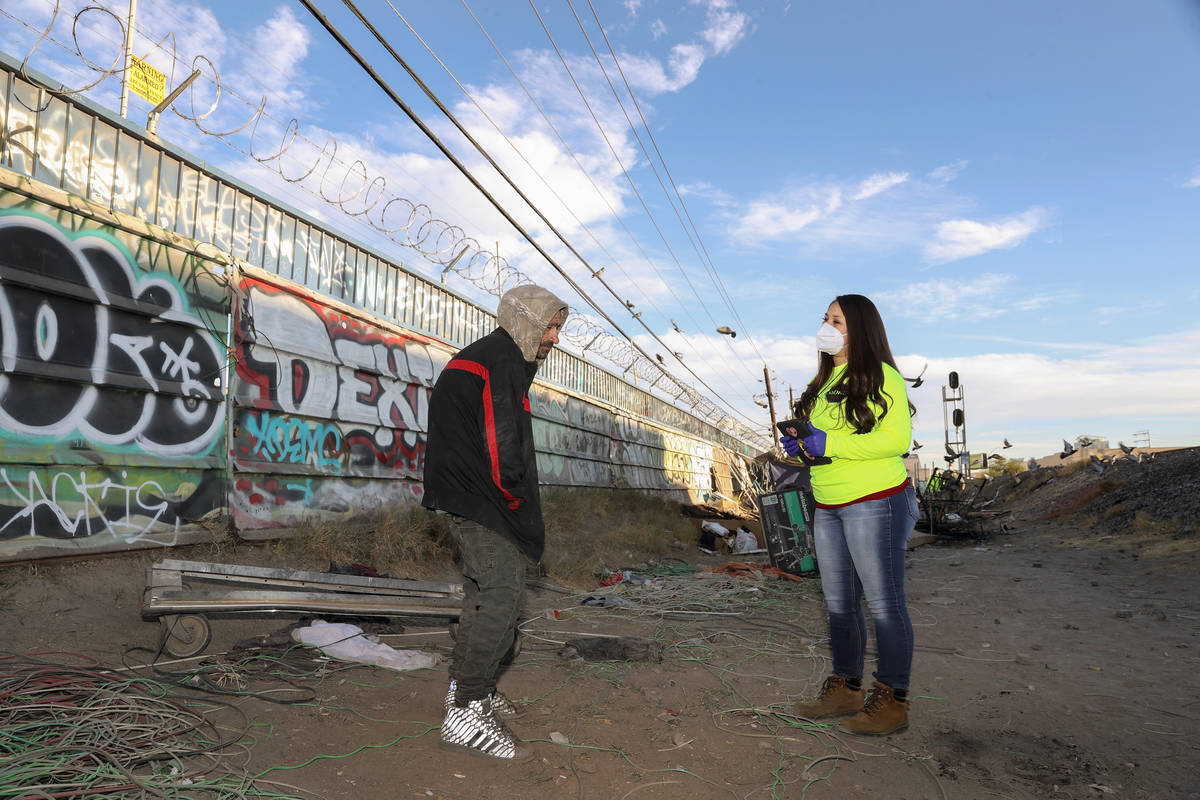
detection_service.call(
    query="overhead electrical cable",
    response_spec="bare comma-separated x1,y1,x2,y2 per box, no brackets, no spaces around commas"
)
298,0,764,431
580,0,767,364
383,0,762,398
525,0,754,362
6,1,765,441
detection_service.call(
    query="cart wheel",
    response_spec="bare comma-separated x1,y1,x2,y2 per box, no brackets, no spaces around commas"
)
160,614,211,658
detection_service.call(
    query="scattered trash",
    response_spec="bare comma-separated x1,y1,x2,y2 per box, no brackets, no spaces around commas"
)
599,569,662,589
560,636,663,663
706,562,804,582
730,526,760,554
580,595,636,608
291,620,437,671
549,731,570,745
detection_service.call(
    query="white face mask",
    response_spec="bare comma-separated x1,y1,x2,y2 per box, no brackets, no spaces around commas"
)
815,322,845,355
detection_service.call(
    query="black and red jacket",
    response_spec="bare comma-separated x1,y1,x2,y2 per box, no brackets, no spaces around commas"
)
422,327,544,560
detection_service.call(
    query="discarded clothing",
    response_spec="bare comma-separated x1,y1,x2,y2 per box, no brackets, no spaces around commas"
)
291,620,438,671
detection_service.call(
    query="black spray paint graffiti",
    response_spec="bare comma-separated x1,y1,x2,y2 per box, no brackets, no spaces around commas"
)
0,465,222,542
0,214,225,456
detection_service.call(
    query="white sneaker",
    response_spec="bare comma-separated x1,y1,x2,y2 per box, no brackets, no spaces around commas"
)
445,679,525,718
439,697,533,761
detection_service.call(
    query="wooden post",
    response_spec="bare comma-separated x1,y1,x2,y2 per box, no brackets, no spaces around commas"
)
764,366,779,452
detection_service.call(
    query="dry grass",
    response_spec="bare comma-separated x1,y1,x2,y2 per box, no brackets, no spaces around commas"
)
275,506,455,579
266,489,693,587
1058,459,1089,476
1130,511,1181,538
541,488,694,586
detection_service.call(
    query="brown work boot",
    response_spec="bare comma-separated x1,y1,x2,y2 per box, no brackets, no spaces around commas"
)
838,681,909,736
792,674,865,719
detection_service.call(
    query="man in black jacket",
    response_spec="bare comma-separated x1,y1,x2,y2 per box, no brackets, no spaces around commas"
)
423,284,567,761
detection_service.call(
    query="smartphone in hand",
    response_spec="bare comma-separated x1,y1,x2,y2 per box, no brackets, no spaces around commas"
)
774,418,831,466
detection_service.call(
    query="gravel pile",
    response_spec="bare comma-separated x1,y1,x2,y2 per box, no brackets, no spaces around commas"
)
984,447,1200,537
1081,447,1200,535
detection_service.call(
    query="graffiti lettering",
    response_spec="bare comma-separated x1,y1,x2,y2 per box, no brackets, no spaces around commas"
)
243,410,343,474
0,215,224,455
0,467,173,540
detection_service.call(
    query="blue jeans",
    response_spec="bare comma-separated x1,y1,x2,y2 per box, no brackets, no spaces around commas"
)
813,487,917,690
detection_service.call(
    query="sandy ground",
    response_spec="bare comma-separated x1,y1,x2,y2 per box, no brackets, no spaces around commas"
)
2,512,1199,800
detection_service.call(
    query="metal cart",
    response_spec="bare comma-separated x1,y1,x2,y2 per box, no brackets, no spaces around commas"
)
142,559,463,658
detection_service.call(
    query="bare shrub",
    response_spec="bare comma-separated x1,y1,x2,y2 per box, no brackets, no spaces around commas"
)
541,488,693,586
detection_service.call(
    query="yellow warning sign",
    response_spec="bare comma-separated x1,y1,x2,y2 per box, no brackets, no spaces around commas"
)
128,55,166,105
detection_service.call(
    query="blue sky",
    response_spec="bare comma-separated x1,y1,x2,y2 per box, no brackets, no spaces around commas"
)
4,0,1199,462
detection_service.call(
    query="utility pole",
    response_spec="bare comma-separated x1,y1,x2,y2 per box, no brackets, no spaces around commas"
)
787,385,794,415
763,366,778,450
119,0,138,118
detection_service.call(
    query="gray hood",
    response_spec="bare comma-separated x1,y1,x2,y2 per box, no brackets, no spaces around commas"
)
497,284,568,362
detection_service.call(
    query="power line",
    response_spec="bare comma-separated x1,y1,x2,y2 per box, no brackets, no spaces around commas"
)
384,0,762,399
527,0,762,367
581,0,766,363
298,0,764,432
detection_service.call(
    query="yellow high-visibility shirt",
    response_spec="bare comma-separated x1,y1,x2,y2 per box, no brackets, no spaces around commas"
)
808,362,912,505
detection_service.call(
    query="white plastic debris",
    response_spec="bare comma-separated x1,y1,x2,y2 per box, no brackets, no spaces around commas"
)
291,620,437,672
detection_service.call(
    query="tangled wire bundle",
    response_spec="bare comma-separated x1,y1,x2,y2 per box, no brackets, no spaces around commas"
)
0,652,316,800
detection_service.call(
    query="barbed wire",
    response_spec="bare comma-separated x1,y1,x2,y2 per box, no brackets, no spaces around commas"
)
1,1,769,448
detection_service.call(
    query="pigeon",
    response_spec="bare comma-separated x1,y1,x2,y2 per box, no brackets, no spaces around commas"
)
906,363,928,389
673,352,683,360
716,326,737,338
1060,439,1076,459
945,443,958,457
671,320,683,333
1119,441,1134,455
911,439,923,451
1078,436,1094,448
655,353,665,364
1002,438,1013,449
943,455,956,464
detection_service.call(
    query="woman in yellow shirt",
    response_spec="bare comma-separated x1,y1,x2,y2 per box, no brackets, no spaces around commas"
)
779,294,917,736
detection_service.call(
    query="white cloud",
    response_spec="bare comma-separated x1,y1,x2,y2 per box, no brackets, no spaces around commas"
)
735,202,822,236
928,159,968,183
923,207,1050,263
878,272,1076,323
247,7,311,105
900,330,1200,460
729,171,950,245
879,273,1015,320
699,2,751,55
1185,171,1200,189
624,0,643,17
853,171,909,200
650,19,668,40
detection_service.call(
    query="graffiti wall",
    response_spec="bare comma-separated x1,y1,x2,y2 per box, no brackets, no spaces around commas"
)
229,268,448,530
0,191,229,560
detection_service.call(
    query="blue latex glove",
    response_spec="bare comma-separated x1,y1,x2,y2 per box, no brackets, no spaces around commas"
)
802,425,827,458
780,434,802,457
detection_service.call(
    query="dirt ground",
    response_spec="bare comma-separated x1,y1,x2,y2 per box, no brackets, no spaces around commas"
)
3,501,1199,799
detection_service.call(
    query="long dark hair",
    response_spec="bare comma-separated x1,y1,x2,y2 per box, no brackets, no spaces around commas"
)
795,294,914,434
